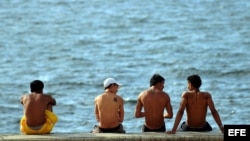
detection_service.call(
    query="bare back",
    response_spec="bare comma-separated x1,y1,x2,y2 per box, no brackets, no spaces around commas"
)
95,92,124,128
20,93,56,127
184,91,211,127
137,89,172,129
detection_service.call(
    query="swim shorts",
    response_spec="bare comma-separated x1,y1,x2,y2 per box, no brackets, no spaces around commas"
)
91,124,126,133
180,121,212,132
142,124,166,132
20,110,58,134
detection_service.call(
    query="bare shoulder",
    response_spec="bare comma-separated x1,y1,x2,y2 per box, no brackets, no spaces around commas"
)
21,93,30,99
162,91,170,97
116,95,124,102
181,91,189,97
20,94,28,98
43,93,53,98
20,94,28,103
138,90,147,97
200,91,212,98
42,94,55,102
95,94,103,100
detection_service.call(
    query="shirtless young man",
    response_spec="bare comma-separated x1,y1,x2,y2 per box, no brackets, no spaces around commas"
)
167,74,224,134
135,74,173,132
91,78,125,133
20,80,58,134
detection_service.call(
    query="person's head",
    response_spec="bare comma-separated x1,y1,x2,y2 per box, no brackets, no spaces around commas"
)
30,80,44,93
150,73,165,87
187,74,202,89
103,78,121,90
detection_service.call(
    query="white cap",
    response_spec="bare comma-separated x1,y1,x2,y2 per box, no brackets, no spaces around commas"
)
103,78,122,88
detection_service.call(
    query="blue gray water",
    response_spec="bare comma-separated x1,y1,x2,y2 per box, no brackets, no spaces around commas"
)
0,0,250,134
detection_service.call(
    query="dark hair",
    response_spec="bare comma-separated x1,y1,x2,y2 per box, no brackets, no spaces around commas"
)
150,73,165,86
187,74,202,88
105,83,115,89
30,80,44,92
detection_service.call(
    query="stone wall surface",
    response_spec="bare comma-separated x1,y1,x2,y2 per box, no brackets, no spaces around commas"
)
0,132,223,141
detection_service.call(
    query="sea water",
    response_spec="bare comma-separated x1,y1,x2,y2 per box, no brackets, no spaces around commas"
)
0,0,250,133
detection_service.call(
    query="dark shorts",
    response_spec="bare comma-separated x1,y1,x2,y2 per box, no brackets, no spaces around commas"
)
180,121,212,132
91,124,126,133
142,124,166,132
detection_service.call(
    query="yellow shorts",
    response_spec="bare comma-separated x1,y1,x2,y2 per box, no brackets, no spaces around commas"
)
20,110,58,134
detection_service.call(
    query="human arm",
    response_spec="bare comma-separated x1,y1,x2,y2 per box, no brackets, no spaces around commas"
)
164,94,173,118
50,98,56,106
207,94,224,133
20,95,24,105
44,95,56,111
167,92,187,134
94,100,100,122
135,94,145,118
47,95,56,106
118,98,125,122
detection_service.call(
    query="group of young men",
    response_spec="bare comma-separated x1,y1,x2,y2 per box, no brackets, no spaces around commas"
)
19,74,224,134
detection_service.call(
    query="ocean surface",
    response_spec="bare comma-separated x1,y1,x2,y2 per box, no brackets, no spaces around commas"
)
0,0,250,134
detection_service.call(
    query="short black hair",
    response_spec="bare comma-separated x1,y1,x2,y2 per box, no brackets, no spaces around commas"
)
30,80,44,92
150,73,165,86
187,74,202,88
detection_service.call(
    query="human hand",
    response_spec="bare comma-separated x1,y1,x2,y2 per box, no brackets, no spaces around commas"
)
220,126,224,133
166,130,176,134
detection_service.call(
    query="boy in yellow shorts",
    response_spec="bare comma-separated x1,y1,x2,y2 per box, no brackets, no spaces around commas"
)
20,80,58,134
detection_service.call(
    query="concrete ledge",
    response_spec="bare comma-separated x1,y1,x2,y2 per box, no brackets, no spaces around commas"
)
0,132,223,141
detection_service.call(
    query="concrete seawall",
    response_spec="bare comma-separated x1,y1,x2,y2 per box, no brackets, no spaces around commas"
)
0,131,223,141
